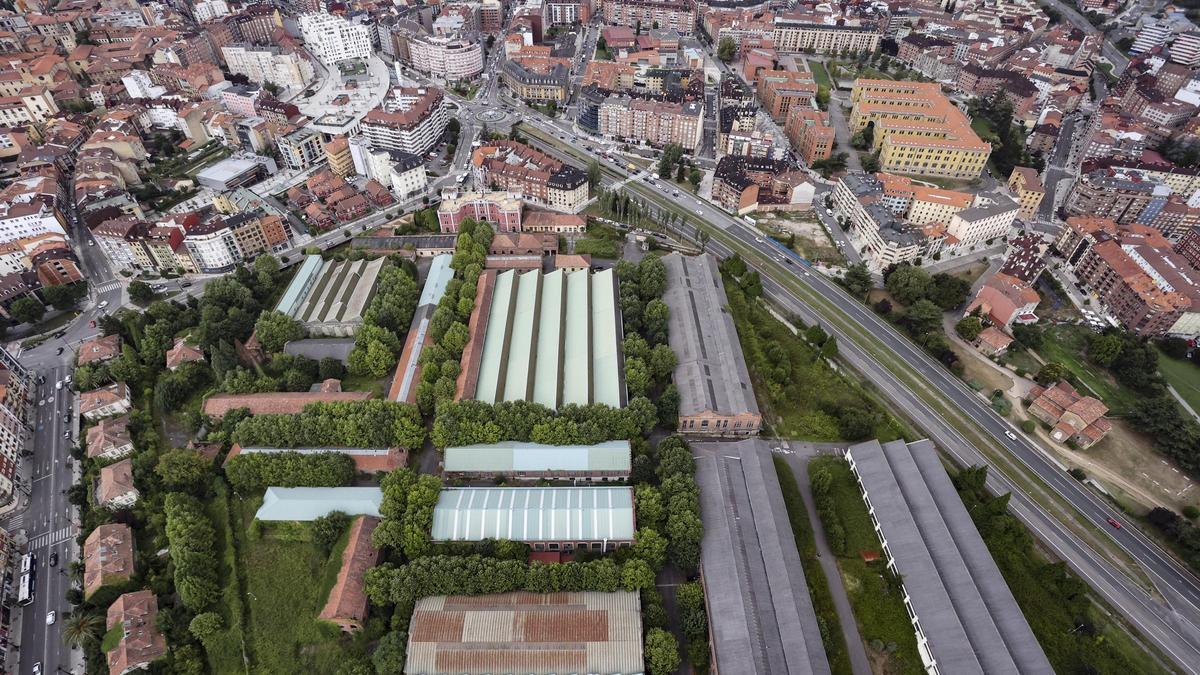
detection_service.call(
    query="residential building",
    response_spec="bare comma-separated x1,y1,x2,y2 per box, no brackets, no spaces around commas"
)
1025,380,1112,448
457,268,625,410
845,439,1053,674
83,524,134,600
603,0,696,35
1007,167,1045,221
203,379,370,417
318,516,380,632
273,256,385,336
277,127,326,172
947,198,1020,247
501,59,570,102
597,95,704,151
360,87,449,157
77,334,121,367
222,44,315,91
0,349,29,507
758,70,818,121
772,17,882,54
404,592,644,674
299,12,372,65
1065,166,1165,224
875,173,974,225
442,440,632,481
408,35,484,81
1000,232,1048,283
165,339,205,371
974,326,1015,356
964,272,1040,330
86,415,133,460
712,155,814,214
106,591,167,675
833,173,942,270
664,254,761,435
430,486,635,550
98,459,139,510
81,383,132,421
470,141,589,213
437,191,523,232
326,137,353,178
784,107,834,165
849,80,992,179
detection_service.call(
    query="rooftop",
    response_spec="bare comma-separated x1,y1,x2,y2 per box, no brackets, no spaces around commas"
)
430,486,636,542
275,256,386,332
442,440,632,474
255,487,384,521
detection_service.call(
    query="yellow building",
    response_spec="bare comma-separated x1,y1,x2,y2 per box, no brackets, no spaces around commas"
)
877,172,974,225
325,137,354,178
850,79,991,180
1007,166,1046,221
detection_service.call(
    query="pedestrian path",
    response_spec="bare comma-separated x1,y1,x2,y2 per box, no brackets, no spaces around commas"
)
27,526,73,550
1,510,27,531
93,280,121,294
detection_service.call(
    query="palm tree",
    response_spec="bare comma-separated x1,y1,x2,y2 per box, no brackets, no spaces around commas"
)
62,611,105,649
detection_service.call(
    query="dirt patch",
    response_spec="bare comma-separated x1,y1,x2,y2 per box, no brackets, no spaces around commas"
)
949,261,989,286
757,212,844,264
948,340,1016,396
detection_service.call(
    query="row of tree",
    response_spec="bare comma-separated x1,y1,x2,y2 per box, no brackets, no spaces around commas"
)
164,493,221,612
349,264,421,378
430,398,658,448
232,399,426,450
371,468,444,560
224,451,357,494
220,353,346,397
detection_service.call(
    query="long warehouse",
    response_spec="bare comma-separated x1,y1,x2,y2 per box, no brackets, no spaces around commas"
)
845,439,1053,675
457,268,625,409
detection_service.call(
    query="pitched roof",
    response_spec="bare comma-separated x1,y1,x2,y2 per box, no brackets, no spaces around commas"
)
98,458,137,505
80,382,130,415
165,338,204,370
201,387,370,417
84,523,134,599
77,333,121,365
106,590,167,675
430,487,635,542
254,487,383,521
86,415,132,458
318,516,380,628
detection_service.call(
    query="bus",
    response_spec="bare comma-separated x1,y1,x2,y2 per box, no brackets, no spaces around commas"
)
19,553,32,575
17,572,33,606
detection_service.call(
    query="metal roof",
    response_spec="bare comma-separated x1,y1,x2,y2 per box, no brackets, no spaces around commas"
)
697,440,831,675
275,255,325,317
430,487,635,542
442,440,632,473
846,440,1052,675
474,268,625,410
418,253,454,307
664,254,760,418
254,487,383,521
404,591,644,675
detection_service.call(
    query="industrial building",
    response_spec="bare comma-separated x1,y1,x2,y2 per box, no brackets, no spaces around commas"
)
274,255,386,337
845,439,1053,675
663,254,761,435
404,591,644,675
389,254,455,404
429,486,635,551
696,439,831,674
441,440,631,481
457,268,625,410
254,487,384,521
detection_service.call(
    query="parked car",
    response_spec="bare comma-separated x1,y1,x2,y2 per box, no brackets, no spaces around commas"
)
97,300,109,309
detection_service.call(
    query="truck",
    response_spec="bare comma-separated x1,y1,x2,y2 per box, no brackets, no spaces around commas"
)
743,215,757,226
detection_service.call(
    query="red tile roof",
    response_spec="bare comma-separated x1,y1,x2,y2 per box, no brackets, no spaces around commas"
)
202,382,370,417
106,590,166,675
318,516,380,631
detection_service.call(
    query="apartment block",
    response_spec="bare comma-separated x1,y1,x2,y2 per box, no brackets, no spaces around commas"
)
603,0,696,35
849,79,991,179
757,70,818,122
438,191,524,232
470,141,589,213
1007,167,1045,221
360,87,449,157
784,107,834,165
772,18,882,54
222,44,315,91
408,35,484,81
598,95,704,151
299,12,372,65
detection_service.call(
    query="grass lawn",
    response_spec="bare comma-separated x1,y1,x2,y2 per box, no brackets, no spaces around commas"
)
857,67,893,80
971,116,999,143
341,372,386,398
1036,324,1138,414
1156,349,1200,413
774,457,853,675
574,222,624,259
230,494,366,673
809,456,924,675
725,273,906,442
807,60,833,89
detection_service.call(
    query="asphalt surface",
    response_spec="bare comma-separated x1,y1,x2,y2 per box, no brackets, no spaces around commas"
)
521,127,1200,673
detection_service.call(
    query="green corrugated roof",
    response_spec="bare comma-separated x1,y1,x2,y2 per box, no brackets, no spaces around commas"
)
590,268,623,408
561,270,591,406
443,440,632,473
475,270,516,403
533,270,565,409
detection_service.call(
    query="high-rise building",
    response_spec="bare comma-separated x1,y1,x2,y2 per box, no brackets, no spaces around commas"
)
0,346,30,507
360,87,450,157
222,44,315,91
299,12,372,65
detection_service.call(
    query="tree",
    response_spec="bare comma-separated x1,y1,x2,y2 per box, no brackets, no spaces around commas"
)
128,280,155,304
254,310,304,354
42,283,85,311
62,611,105,648
903,299,943,337
372,630,408,674
155,449,211,493
956,316,983,341
188,612,223,645
885,264,930,305
821,335,839,359
587,160,602,190
1036,362,1068,385
688,168,702,188
645,628,681,675
927,273,971,310
1012,323,1043,350
621,558,656,591
841,263,873,298
717,37,737,62
805,324,828,346
318,357,346,380
631,527,668,569
1088,332,1123,367
313,511,351,555
9,296,44,325
625,358,652,398
349,336,398,379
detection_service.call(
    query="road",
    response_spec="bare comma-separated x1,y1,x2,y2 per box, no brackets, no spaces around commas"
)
522,126,1200,672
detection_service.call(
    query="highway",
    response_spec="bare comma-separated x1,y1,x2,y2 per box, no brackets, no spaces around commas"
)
519,124,1200,672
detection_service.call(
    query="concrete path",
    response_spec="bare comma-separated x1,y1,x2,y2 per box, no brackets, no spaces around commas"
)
779,441,873,675
1168,384,1200,423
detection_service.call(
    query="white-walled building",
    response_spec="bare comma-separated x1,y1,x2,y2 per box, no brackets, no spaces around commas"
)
121,70,167,100
349,136,429,198
946,197,1019,248
360,87,449,156
222,44,315,91
193,0,230,22
299,12,372,65
408,35,484,81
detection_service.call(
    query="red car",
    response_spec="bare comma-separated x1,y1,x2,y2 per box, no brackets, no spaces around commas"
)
88,320,96,328
1106,517,1122,529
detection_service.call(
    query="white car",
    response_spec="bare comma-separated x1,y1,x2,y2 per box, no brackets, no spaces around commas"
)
98,300,109,309
55,381,62,390
695,209,703,215
45,611,55,626
1004,430,1018,440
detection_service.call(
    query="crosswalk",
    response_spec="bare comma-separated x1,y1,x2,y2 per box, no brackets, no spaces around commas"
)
1,511,26,532
93,280,121,294
27,527,73,550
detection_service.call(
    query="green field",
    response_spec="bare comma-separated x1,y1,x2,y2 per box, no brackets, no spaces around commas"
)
808,456,924,675
774,457,853,675
1157,350,1200,414
1037,325,1138,414
807,60,833,90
